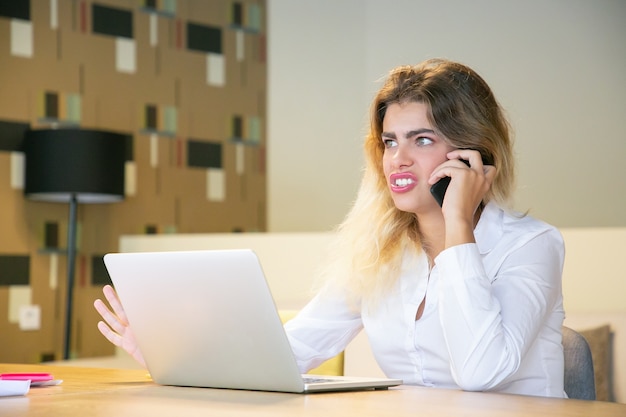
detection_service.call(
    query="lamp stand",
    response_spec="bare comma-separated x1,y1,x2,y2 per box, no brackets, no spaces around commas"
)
23,128,128,360
63,193,78,360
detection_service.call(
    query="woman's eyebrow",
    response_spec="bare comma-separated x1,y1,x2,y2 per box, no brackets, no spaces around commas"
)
406,128,436,137
382,128,435,139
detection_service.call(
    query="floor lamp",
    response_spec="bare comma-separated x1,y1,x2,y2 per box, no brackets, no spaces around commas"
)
23,128,126,360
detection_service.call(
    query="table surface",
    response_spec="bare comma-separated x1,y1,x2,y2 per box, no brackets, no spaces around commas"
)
1,363,625,417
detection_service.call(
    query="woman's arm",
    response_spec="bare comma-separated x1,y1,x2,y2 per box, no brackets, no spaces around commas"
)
435,227,564,391
284,288,363,373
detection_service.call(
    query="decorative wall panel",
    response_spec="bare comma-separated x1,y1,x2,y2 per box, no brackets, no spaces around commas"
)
0,0,266,363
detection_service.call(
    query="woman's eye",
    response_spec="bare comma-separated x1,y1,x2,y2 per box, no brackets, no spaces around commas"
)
383,138,397,148
416,137,434,146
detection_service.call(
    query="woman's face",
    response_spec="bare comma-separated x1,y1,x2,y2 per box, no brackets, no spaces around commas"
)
381,101,455,215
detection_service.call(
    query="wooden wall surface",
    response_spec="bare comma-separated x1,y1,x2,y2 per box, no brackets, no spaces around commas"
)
0,0,266,362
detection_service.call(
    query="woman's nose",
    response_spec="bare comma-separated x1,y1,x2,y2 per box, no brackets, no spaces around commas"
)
392,144,412,168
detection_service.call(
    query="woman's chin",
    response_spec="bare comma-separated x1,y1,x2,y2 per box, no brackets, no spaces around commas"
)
391,197,438,215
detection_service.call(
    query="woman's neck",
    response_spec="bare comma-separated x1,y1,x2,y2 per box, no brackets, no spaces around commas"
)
417,207,482,262
417,212,446,263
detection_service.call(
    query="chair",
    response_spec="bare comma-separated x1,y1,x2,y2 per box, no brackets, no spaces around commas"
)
279,310,345,376
562,326,596,400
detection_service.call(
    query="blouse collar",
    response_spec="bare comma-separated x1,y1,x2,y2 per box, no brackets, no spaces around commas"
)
473,201,504,255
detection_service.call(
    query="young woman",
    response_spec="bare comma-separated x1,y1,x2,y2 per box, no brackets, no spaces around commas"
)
95,58,565,397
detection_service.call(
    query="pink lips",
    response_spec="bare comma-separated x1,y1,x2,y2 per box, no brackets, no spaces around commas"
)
389,172,418,193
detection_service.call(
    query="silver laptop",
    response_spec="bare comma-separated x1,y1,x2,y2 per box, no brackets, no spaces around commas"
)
103,249,402,393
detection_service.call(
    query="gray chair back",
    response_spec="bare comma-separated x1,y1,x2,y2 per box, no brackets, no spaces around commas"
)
562,326,596,400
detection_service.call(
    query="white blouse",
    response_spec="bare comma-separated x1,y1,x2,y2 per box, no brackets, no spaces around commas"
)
284,203,566,397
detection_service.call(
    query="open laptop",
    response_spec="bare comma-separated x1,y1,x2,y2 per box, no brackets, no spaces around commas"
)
103,249,402,393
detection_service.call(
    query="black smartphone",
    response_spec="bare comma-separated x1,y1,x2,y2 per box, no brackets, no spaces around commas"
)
430,159,471,207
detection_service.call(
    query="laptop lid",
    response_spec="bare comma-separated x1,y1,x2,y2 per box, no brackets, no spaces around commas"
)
103,249,401,393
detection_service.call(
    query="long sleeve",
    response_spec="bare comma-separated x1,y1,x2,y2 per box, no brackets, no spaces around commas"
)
284,288,363,373
436,211,565,393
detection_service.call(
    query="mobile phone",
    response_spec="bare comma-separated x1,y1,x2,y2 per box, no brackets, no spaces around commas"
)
430,158,471,207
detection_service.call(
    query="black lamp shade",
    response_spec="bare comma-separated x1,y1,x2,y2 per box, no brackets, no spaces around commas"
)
24,128,127,203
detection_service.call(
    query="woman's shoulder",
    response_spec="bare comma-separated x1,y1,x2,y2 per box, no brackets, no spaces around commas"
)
504,206,561,238
478,202,564,251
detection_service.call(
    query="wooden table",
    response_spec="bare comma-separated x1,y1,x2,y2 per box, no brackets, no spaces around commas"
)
1,363,625,417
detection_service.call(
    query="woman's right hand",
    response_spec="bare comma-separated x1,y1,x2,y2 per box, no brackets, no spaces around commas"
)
94,284,146,368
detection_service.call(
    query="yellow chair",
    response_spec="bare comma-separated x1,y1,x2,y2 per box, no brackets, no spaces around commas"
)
278,310,344,376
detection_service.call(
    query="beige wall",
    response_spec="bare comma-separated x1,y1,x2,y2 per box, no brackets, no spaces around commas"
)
119,228,626,315
560,228,626,314
267,0,626,232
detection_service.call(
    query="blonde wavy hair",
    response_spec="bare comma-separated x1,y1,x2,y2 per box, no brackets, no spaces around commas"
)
318,59,516,309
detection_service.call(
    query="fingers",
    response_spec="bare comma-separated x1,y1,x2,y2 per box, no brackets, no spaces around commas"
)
96,320,124,348
94,284,131,339
94,298,128,336
431,150,497,215
102,285,130,326
428,157,475,185
94,285,147,369
439,150,496,187
446,150,487,170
